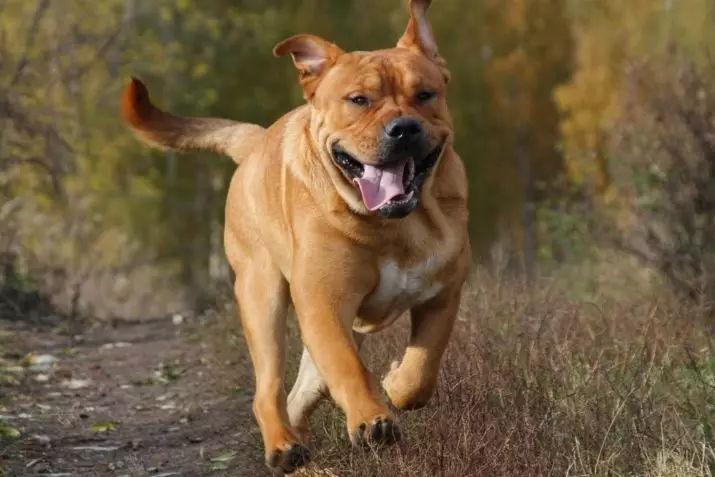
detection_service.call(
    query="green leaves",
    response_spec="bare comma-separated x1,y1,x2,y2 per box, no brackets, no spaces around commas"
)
0,425,20,439
88,422,116,433
209,450,237,470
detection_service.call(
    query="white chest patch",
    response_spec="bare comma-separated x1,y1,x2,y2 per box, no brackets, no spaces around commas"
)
368,259,443,313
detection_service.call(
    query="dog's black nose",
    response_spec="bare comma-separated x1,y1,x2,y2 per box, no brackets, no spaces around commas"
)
385,117,423,140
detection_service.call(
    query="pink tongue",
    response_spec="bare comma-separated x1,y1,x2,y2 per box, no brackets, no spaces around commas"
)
353,161,407,211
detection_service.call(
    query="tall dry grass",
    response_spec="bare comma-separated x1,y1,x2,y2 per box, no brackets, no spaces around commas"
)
283,272,715,476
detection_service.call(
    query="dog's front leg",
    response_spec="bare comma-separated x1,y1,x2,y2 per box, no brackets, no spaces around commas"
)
382,285,463,410
290,261,401,447
286,332,365,444
232,253,310,474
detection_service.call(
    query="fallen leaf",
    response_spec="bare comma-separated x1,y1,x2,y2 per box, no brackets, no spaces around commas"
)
0,426,20,438
210,450,237,463
88,421,115,433
132,376,156,386
0,374,19,385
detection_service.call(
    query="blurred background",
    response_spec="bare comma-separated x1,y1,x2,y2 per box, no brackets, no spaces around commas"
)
1,0,715,320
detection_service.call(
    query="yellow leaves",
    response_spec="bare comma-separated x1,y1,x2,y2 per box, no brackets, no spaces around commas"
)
159,6,174,24
191,63,209,79
175,0,190,12
556,0,713,196
206,18,221,41
502,0,528,34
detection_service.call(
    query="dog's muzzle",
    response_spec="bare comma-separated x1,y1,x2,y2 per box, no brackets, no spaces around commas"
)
331,139,445,219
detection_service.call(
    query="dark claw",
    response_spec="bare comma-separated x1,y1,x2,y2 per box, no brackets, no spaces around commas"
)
268,450,281,469
267,443,311,474
354,417,403,448
284,444,310,473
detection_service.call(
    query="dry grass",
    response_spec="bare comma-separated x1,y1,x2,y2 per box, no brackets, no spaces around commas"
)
208,270,715,476
290,272,715,477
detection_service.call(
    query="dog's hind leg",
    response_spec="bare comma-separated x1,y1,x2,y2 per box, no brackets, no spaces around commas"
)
287,333,365,443
233,253,310,474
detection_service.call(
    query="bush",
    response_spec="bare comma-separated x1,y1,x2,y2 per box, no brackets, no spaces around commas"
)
605,47,715,311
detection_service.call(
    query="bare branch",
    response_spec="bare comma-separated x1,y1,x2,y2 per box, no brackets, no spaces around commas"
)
9,0,51,86
56,26,123,86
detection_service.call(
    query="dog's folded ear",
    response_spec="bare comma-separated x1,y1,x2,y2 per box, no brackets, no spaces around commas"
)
397,0,450,83
274,34,344,100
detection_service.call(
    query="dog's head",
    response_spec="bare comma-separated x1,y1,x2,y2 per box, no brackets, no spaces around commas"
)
274,0,452,219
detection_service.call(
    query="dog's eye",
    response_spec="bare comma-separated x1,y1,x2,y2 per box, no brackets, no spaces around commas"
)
348,95,370,107
415,91,437,103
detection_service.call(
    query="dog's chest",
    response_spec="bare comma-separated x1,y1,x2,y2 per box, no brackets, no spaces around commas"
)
373,260,442,306
355,256,444,332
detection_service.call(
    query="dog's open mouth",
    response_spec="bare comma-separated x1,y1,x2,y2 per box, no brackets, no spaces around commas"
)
331,142,444,212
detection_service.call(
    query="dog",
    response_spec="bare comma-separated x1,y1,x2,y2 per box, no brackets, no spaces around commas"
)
121,0,469,473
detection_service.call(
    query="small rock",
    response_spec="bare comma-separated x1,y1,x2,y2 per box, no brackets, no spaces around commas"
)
26,354,59,373
172,314,184,325
100,342,132,350
34,374,50,383
31,434,52,448
61,379,91,390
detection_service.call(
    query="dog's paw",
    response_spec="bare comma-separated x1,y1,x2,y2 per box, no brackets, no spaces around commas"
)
351,415,403,447
382,361,434,411
266,442,311,474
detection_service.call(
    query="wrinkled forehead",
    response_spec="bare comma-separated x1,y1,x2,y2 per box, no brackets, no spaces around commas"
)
319,48,444,95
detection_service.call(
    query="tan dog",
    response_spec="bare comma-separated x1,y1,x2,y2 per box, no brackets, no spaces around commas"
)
121,0,469,473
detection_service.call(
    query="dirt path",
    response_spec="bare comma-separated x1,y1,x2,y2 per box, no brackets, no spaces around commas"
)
0,315,269,477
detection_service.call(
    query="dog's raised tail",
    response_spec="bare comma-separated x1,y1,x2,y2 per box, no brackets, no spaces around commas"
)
121,77,264,163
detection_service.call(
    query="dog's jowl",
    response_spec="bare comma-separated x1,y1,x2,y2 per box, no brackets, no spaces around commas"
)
121,0,470,473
